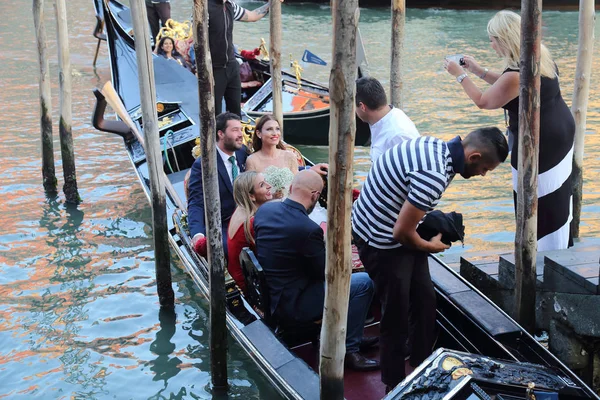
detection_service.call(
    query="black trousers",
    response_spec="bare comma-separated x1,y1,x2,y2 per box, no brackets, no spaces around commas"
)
213,61,241,117
146,2,171,44
354,234,436,387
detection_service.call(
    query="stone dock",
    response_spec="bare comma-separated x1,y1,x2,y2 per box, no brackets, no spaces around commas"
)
453,238,600,394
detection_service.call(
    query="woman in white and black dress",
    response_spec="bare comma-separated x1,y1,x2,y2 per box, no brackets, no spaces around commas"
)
444,10,575,251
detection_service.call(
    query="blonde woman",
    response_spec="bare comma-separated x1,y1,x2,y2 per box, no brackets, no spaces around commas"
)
444,10,575,251
227,171,272,291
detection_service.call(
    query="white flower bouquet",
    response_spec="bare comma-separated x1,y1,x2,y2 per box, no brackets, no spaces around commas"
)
263,166,294,199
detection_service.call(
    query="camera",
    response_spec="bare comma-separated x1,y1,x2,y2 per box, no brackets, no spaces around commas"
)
446,54,466,66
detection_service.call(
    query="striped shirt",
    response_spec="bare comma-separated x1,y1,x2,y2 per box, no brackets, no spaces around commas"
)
228,0,245,21
352,136,463,249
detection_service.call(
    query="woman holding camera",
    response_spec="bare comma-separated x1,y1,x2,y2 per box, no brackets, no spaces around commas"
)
444,10,575,251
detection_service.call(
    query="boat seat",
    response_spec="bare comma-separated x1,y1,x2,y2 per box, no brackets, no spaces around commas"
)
240,248,274,326
240,248,321,348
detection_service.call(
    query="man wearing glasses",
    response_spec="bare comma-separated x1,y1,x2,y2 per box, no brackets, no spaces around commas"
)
254,170,379,371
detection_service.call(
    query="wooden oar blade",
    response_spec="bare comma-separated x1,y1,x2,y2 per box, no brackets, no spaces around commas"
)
100,81,145,146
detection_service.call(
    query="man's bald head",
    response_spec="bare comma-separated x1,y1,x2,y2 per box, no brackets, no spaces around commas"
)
289,170,324,214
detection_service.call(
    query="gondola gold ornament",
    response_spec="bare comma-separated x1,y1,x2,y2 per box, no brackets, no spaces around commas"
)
441,356,464,371
451,367,473,380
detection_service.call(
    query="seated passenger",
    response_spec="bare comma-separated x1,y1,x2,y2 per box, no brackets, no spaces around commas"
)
187,112,248,257
254,170,379,371
246,114,328,198
246,115,298,198
156,36,192,72
227,171,272,292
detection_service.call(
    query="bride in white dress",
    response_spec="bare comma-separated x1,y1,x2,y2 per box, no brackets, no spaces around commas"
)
245,115,298,199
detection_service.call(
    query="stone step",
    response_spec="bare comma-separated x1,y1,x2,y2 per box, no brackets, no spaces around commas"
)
544,253,600,295
498,253,545,290
460,257,502,286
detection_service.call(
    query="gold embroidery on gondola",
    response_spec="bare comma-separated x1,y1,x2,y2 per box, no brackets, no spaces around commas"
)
158,116,173,129
241,121,255,150
441,356,464,371
451,367,473,380
526,382,537,400
289,55,303,90
156,18,193,43
191,137,201,159
258,38,270,61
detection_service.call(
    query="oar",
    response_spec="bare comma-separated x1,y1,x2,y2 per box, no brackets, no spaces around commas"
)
100,81,188,212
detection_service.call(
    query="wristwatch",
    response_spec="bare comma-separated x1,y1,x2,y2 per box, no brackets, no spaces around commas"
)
456,73,468,83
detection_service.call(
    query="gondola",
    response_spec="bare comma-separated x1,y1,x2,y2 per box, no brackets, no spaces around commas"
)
93,0,370,146
91,0,598,398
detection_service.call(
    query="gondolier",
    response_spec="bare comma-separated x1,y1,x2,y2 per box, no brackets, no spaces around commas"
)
352,129,508,391
208,0,278,117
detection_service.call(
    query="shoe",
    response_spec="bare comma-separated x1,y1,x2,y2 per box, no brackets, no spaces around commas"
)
344,352,380,371
385,385,394,394
359,336,379,351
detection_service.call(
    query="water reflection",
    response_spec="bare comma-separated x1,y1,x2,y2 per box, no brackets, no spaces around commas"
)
148,308,180,395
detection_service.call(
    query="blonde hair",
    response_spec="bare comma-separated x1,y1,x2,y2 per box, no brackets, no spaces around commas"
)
487,10,556,78
233,171,259,245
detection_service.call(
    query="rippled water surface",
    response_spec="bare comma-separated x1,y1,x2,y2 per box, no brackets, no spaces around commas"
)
1,0,599,398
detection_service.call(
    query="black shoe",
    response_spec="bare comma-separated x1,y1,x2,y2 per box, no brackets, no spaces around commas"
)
385,385,394,394
344,352,380,371
359,336,379,351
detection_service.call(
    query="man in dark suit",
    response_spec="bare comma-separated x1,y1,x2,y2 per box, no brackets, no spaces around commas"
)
254,170,379,371
187,112,248,256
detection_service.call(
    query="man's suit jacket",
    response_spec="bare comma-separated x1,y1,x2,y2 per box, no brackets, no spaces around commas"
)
187,146,248,243
254,199,325,324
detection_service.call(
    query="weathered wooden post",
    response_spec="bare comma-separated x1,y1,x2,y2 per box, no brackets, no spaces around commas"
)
54,0,80,204
514,0,541,334
390,0,405,108
128,0,175,307
192,0,228,391
33,0,57,194
319,0,359,398
269,0,284,134
571,0,595,239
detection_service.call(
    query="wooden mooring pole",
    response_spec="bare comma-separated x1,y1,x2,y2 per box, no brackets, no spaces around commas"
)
319,0,359,398
54,0,80,204
33,0,57,194
571,0,595,239
192,0,228,391
128,0,175,308
390,0,405,108
515,0,542,333
269,0,284,134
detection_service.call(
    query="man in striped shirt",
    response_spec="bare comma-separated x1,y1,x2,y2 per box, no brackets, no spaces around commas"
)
351,127,508,390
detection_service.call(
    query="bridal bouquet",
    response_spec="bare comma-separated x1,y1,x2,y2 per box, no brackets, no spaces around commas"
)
263,166,294,199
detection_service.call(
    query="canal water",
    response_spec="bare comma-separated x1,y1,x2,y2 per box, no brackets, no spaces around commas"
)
0,0,598,398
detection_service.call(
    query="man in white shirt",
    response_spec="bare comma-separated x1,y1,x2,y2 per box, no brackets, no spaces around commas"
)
355,77,420,162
